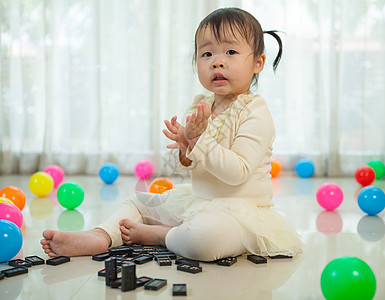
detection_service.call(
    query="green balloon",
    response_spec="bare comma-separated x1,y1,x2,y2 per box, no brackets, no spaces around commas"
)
57,182,84,210
321,256,376,300
368,160,385,180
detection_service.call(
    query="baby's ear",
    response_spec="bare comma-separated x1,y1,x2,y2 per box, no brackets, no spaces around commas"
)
254,54,266,74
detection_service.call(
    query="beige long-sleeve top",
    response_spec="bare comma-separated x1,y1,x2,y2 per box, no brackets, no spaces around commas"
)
184,93,275,207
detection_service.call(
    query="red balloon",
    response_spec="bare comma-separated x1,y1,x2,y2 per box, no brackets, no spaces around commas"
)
355,166,376,186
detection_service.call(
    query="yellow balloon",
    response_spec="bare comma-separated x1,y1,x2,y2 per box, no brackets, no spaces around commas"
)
29,171,54,197
0,197,13,204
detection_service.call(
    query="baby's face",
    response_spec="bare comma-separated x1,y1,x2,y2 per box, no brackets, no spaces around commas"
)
196,26,263,97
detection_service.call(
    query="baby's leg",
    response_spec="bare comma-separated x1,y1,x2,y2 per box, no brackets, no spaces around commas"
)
96,200,143,247
41,198,143,257
165,210,247,261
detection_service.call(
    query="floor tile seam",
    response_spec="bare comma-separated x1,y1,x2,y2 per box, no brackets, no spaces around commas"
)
68,273,96,300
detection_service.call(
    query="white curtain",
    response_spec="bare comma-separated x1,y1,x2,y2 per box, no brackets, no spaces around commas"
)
0,0,384,176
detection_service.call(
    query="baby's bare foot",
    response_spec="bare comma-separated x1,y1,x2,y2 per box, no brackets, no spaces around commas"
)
119,219,172,246
40,228,111,257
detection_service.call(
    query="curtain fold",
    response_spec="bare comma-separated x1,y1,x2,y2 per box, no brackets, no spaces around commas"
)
0,0,384,176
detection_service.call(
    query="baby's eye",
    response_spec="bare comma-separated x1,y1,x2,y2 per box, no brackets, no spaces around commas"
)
202,52,212,57
226,50,237,55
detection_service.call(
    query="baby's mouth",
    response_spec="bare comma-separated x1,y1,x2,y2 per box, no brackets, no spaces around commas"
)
212,74,228,84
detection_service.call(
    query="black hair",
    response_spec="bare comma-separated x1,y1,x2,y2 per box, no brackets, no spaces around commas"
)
193,7,283,87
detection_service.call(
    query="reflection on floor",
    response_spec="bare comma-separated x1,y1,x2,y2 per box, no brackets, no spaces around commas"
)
0,174,384,299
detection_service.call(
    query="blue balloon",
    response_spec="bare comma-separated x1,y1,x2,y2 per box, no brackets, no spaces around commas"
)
295,158,314,178
0,220,23,263
99,162,119,184
358,186,385,216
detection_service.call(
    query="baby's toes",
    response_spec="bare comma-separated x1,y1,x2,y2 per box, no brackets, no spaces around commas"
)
121,234,131,245
120,225,131,236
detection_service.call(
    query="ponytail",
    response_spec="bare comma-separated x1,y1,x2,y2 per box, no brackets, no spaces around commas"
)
263,30,283,72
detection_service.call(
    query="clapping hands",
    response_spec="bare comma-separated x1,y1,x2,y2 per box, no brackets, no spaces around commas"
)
163,100,211,150
184,100,211,148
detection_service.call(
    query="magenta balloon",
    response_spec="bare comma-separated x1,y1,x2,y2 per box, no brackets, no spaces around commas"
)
0,202,23,228
44,165,65,188
134,160,154,180
316,183,344,211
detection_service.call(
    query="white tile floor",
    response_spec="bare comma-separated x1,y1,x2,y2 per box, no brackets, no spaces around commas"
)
0,174,384,299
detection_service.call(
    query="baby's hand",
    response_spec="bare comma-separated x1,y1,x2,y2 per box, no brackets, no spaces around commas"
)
185,101,211,149
163,116,189,150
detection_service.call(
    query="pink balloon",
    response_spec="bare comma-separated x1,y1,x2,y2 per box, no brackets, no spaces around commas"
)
0,202,23,228
44,165,65,188
134,160,154,180
316,183,343,211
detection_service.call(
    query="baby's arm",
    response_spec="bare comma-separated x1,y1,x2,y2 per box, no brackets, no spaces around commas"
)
186,99,275,185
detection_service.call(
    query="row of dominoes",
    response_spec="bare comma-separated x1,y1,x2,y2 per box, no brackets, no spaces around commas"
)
0,255,70,280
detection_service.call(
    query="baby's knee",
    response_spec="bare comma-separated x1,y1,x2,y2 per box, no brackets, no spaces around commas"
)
166,221,229,261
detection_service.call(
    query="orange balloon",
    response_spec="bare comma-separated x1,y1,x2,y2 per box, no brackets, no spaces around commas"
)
0,186,26,211
270,159,282,178
149,177,174,194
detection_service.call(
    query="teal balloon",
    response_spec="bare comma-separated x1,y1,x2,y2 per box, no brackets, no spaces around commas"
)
0,220,23,263
57,182,84,210
321,256,376,300
295,158,314,178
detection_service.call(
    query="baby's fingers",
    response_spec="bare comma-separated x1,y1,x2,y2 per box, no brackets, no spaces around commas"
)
170,116,178,126
196,103,204,124
163,129,177,141
165,120,179,134
190,112,197,124
202,101,211,119
166,143,179,149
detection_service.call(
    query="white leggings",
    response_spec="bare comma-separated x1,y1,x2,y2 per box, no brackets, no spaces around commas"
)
96,193,247,261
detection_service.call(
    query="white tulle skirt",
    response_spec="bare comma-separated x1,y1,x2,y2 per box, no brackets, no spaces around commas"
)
133,183,303,257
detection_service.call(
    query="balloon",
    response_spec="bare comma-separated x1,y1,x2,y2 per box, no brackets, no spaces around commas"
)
29,171,54,197
367,160,385,180
321,256,376,300
0,197,14,204
134,160,154,180
316,183,343,211
99,162,119,184
44,165,65,188
0,202,23,228
357,186,385,216
355,166,375,186
295,158,314,178
149,177,174,194
270,158,282,178
57,182,84,210
0,219,23,263
0,186,27,211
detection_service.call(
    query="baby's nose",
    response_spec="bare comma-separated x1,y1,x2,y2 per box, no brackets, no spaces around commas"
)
212,56,225,69
212,62,224,68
